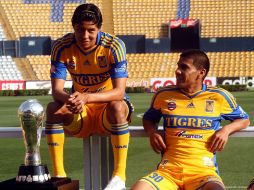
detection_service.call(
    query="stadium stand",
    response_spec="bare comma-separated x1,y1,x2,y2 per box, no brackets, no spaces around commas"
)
112,0,177,38
26,55,71,81
0,0,83,40
0,56,22,80
127,51,254,79
0,0,253,82
189,0,254,37
176,0,190,19
22,51,254,81
0,24,7,41
0,0,253,39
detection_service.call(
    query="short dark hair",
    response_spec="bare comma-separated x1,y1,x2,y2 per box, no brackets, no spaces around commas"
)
72,3,103,28
180,49,210,78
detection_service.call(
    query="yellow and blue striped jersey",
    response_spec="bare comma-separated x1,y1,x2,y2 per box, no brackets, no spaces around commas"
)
50,31,128,93
144,84,249,172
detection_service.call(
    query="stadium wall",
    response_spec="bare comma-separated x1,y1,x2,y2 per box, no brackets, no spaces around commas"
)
200,37,254,52
1,36,254,57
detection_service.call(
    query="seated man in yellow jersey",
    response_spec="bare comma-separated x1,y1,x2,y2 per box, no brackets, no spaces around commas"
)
131,49,250,190
46,3,133,190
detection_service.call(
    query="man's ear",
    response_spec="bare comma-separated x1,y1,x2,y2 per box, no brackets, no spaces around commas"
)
199,68,207,80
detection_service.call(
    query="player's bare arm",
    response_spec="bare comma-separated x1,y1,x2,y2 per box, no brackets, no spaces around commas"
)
85,77,127,102
67,77,127,114
210,118,250,152
51,78,78,114
143,118,166,154
51,78,70,104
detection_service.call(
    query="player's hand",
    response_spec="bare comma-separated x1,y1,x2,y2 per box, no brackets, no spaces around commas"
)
66,92,88,114
209,127,230,153
149,132,166,154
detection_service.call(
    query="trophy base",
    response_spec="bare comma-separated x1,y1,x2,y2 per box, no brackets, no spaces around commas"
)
16,164,51,183
0,177,79,190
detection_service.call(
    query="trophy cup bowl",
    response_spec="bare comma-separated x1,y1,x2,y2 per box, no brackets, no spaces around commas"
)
16,99,51,183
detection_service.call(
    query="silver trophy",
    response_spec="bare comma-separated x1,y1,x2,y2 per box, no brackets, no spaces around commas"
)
16,99,50,183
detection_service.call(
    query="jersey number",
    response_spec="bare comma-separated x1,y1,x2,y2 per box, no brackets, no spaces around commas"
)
149,173,163,182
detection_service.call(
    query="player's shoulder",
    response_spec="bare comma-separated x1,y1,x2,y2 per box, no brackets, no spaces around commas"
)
52,33,75,51
100,31,125,49
154,85,179,97
206,85,235,100
157,85,179,93
206,85,232,94
51,33,75,60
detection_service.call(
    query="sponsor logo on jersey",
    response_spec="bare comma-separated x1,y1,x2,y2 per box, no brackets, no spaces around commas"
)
175,130,185,137
239,106,248,118
161,159,169,168
175,130,203,139
168,100,176,111
98,56,107,68
82,86,106,93
205,100,214,113
115,64,127,73
72,72,110,86
161,159,169,166
165,116,213,129
67,58,76,69
187,102,195,108
83,60,90,66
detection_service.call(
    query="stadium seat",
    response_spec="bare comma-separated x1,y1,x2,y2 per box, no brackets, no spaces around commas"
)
189,0,254,37
126,51,254,80
26,55,72,81
0,56,24,80
112,0,177,38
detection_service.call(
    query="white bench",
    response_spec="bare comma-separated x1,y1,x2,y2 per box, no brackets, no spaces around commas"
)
1,126,254,189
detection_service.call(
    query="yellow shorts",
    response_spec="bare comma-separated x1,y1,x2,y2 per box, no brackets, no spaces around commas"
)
140,164,224,190
64,100,133,138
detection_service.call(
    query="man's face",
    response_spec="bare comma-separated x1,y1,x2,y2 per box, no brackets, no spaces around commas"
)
175,57,204,90
73,21,100,50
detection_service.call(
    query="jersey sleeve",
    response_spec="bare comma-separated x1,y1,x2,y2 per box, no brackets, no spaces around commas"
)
50,40,67,80
220,90,249,121
109,37,128,79
143,92,162,123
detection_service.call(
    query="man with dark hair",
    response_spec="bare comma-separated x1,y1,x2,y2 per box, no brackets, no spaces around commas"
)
46,3,132,190
131,49,250,190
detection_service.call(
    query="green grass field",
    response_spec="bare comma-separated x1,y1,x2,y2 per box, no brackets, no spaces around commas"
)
0,92,254,189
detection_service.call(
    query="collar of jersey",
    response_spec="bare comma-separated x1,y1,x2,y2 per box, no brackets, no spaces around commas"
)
179,84,207,99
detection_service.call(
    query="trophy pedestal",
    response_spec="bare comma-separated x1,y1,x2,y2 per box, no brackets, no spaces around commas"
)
0,177,79,190
16,164,51,183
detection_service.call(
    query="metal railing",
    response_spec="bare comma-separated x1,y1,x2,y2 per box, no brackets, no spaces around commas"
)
1,126,254,189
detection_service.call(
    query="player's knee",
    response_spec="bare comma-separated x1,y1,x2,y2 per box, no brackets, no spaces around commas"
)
46,102,66,123
107,101,127,123
131,181,153,190
201,182,225,190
